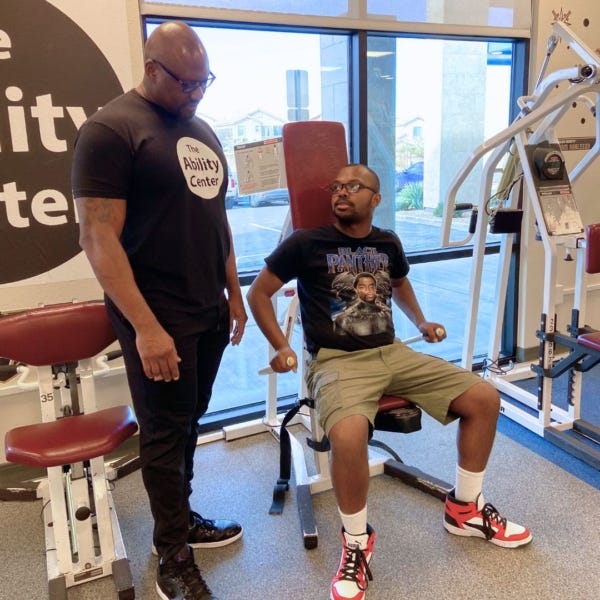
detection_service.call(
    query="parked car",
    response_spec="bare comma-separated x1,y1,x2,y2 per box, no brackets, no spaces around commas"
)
395,161,424,191
225,176,239,209
249,187,289,207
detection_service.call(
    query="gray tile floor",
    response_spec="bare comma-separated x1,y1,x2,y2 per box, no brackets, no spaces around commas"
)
1,415,600,600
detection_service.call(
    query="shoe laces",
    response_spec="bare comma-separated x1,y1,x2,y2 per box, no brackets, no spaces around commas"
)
190,510,212,528
338,544,373,591
175,559,213,599
480,502,507,540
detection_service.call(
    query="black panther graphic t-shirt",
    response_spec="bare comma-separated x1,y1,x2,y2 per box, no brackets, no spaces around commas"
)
265,224,410,353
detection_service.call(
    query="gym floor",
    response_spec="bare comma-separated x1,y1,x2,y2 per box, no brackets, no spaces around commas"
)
1,409,599,600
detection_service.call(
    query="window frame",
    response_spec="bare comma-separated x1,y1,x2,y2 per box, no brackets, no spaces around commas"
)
141,15,528,427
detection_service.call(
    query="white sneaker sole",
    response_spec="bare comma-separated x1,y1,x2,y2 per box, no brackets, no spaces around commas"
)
444,521,532,548
152,527,243,555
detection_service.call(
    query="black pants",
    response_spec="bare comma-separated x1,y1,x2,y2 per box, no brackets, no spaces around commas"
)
107,300,229,561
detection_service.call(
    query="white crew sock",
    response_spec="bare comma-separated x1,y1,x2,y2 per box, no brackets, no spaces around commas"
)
454,465,485,503
338,506,369,549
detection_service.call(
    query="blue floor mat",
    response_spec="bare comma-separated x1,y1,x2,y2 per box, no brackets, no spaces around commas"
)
497,368,600,490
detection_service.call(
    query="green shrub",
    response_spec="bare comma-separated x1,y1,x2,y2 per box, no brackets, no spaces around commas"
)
395,182,424,211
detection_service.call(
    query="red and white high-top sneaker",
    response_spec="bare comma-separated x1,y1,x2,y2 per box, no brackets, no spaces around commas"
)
444,491,532,548
330,524,375,600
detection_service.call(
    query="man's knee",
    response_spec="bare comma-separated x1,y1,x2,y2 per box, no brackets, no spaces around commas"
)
328,414,370,453
451,380,500,420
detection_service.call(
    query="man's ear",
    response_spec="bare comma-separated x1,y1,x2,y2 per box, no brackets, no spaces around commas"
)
371,192,382,208
145,59,158,79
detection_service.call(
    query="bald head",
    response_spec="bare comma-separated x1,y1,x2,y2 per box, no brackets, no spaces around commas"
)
144,22,207,68
139,22,212,119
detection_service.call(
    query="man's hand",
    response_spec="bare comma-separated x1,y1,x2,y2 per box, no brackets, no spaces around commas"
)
418,322,447,343
269,346,298,373
228,294,248,346
136,324,181,382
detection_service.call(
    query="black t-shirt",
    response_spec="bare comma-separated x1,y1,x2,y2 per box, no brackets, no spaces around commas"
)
71,90,230,333
265,224,410,353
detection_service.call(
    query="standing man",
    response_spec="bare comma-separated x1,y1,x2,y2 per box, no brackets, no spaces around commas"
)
72,22,246,600
247,164,531,600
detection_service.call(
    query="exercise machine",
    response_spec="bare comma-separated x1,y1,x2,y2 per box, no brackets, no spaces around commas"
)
441,22,600,469
1,301,138,599
264,121,452,549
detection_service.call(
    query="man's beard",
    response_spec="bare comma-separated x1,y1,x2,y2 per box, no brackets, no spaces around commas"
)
335,212,357,225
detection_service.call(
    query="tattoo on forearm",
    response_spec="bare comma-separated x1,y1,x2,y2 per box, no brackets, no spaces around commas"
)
82,198,114,224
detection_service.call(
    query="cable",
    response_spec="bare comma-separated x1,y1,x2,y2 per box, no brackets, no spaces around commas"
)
481,357,514,375
484,172,524,217
482,139,523,218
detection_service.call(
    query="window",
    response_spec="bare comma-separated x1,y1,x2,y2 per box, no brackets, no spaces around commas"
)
365,35,520,364
143,18,524,421
143,1,531,30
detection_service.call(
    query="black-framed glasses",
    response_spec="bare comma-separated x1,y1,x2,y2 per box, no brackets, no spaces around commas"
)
326,181,378,194
152,59,216,93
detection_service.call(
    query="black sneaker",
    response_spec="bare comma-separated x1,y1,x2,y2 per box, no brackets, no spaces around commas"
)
152,511,243,555
156,549,218,600
188,511,243,549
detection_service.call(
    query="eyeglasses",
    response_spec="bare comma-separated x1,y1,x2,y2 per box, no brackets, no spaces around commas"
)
152,59,216,93
326,181,378,194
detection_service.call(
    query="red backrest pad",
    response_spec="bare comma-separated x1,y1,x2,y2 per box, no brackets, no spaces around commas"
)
283,121,348,231
0,301,116,366
586,223,600,274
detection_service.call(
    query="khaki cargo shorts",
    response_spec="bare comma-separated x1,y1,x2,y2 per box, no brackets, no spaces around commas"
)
305,339,483,436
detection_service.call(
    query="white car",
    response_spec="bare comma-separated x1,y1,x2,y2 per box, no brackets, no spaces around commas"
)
249,187,289,207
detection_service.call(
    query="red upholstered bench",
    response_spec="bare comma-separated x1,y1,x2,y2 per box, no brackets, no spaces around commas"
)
374,394,422,433
2,301,138,469
577,331,600,352
0,301,137,598
5,404,137,469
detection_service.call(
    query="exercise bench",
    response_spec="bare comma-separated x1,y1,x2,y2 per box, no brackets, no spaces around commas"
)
1,301,138,599
529,222,600,467
268,121,452,549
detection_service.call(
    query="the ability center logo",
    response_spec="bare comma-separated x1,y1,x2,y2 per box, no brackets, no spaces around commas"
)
0,0,123,284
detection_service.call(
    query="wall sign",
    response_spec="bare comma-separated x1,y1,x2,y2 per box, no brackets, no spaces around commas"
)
0,0,123,284
234,137,286,196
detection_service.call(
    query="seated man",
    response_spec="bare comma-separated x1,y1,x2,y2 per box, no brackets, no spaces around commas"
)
246,163,531,600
